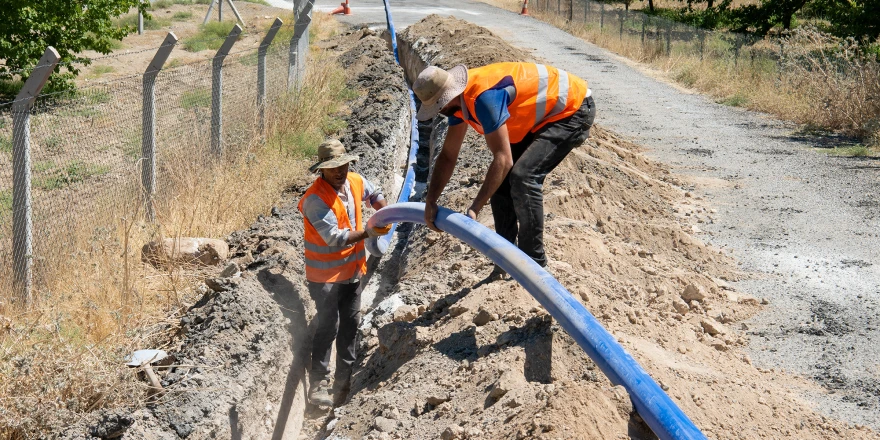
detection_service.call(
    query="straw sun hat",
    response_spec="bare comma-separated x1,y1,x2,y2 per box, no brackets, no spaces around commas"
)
309,139,359,173
413,65,468,121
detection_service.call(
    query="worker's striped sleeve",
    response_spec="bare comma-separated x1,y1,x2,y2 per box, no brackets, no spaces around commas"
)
362,177,385,209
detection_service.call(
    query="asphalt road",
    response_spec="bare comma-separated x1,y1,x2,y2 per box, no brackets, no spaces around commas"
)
275,0,880,428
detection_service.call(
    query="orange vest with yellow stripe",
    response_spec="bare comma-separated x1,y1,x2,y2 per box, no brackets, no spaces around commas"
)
297,173,368,283
455,62,588,144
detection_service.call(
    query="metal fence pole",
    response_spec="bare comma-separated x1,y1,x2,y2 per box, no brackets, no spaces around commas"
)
641,13,646,44
619,10,624,40
138,1,144,35
11,47,60,308
142,32,178,222
568,0,573,21
584,0,589,22
289,0,315,91
699,29,705,61
600,3,604,30
665,20,672,55
219,0,223,21
211,24,243,157
258,18,284,142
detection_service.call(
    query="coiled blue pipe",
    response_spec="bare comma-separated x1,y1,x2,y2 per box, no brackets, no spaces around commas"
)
366,203,707,440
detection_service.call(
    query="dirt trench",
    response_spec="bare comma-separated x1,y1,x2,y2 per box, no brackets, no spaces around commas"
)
296,16,878,440
56,28,409,439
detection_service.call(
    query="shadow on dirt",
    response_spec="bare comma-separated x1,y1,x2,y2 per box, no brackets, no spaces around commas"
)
258,268,313,440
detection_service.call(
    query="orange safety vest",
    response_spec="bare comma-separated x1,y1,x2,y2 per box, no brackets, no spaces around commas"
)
297,173,368,283
455,62,588,144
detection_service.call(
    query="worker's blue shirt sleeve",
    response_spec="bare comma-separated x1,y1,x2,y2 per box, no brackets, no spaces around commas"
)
472,88,511,134
445,88,511,132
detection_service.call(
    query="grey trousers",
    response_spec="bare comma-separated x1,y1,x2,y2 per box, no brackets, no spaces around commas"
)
490,96,596,267
308,280,361,388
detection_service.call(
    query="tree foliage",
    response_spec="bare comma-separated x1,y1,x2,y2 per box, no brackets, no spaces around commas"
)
643,0,880,40
0,0,148,92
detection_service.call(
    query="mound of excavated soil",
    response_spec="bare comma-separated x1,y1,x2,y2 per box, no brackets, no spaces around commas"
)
306,16,877,440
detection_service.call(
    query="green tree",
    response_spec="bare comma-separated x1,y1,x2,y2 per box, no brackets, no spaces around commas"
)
807,0,880,40
0,0,148,93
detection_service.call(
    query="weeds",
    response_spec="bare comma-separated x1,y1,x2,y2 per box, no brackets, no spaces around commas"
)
114,13,170,31
33,161,110,191
180,88,211,109
172,11,193,21
183,22,239,52
0,135,10,154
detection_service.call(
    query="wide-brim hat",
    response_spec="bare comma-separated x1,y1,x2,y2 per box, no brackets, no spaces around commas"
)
309,139,359,173
414,65,468,121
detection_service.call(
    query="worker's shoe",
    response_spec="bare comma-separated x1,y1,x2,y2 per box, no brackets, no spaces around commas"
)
489,265,508,281
308,380,333,407
333,380,352,407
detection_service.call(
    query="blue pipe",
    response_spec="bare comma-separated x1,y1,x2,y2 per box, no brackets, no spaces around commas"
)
366,203,708,440
365,0,418,256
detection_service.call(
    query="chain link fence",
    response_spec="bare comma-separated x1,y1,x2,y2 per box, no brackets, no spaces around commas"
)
0,0,316,310
533,0,781,70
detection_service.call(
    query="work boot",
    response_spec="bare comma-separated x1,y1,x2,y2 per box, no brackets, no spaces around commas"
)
333,380,352,407
308,380,333,407
489,265,508,281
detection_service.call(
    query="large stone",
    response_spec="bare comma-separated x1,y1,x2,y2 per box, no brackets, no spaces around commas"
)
374,416,397,433
489,370,523,400
671,298,690,315
700,318,729,336
393,305,419,322
142,238,228,267
681,284,706,302
472,308,497,326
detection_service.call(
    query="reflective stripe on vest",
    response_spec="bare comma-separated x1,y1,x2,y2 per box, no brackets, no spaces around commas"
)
457,62,588,144
297,173,368,283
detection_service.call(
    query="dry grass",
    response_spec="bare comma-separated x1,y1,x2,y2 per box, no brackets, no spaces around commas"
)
487,0,880,146
0,15,348,439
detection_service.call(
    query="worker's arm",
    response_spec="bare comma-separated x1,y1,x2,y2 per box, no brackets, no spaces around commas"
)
425,122,468,231
467,124,513,219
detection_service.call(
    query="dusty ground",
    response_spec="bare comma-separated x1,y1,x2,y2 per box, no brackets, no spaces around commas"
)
291,15,878,440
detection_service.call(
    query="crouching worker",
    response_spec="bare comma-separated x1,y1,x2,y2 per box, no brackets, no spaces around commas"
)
298,139,390,407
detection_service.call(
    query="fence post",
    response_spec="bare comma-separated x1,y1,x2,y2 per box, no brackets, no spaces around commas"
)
138,0,144,35
584,0,589,22
556,0,560,16
568,0,573,21
665,20,672,55
619,10,624,40
210,24,242,157
641,13,646,44
600,2,604,29
733,33,740,67
289,0,315,91
699,29,705,61
11,47,60,309
258,18,284,142
141,32,178,222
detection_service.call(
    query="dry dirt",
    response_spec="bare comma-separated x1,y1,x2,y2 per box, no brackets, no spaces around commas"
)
43,12,879,440
296,16,878,440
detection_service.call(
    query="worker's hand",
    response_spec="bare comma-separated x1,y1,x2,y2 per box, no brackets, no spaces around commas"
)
366,224,392,238
425,199,441,232
465,206,479,221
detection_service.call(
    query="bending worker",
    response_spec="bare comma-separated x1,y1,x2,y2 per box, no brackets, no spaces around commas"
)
413,62,595,270
298,139,390,407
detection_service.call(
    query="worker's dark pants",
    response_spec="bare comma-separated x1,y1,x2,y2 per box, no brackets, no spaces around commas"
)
308,280,361,391
490,96,596,267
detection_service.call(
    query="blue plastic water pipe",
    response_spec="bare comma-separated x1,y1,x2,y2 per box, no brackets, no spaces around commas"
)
366,203,708,440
